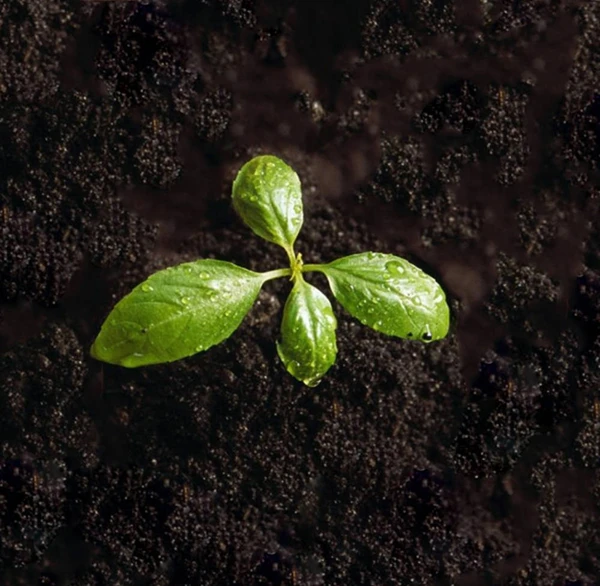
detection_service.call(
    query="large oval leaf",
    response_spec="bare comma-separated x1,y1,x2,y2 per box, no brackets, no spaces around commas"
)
232,155,303,253
320,252,449,342
91,260,264,367
277,278,337,387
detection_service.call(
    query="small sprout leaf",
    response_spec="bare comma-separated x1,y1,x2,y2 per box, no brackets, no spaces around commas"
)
90,260,264,367
277,278,337,387
232,155,303,252
320,253,449,342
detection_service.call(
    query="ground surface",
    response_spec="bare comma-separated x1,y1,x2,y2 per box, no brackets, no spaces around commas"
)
1,1,600,585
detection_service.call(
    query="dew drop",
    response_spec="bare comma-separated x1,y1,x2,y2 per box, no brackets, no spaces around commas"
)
413,296,422,305
180,296,189,305
385,260,405,278
422,324,433,341
195,344,204,352
367,307,375,314
293,204,302,214
199,272,210,279
249,195,258,202
141,283,153,292
367,252,375,260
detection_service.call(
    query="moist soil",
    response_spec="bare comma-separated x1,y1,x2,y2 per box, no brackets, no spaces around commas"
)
1,1,600,585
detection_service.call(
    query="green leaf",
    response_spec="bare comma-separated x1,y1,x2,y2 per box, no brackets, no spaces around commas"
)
320,252,449,342
232,155,303,253
90,260,264,367
277,278,337,387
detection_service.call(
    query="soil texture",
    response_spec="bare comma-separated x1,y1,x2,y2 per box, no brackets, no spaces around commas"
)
1,1,600,585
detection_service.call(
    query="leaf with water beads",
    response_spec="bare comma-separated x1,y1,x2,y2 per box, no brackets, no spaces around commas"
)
90,260,265,367
319,252,449,342
277,278,337,387
232,155,303,254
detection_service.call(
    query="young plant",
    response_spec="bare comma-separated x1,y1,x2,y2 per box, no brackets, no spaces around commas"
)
91,155,450,386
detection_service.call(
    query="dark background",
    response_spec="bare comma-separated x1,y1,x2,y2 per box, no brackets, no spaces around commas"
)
1,0,600,584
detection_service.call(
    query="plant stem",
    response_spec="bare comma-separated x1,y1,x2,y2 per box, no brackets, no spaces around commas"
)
302,263,326,273
285,246,296,268
261,267,293,282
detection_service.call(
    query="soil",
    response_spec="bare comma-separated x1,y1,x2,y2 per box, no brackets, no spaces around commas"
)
1,0,600,585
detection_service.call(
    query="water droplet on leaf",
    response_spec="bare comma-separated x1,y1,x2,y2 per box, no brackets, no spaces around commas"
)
422,324,432,341
385,260,405,277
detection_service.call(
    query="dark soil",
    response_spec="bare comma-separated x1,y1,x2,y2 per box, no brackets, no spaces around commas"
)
1,0,600,584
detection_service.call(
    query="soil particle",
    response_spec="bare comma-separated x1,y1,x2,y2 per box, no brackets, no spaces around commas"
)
0,90,158,307
486,253,561,336
508,452,600,585
0,0,77,101
361,0,455,60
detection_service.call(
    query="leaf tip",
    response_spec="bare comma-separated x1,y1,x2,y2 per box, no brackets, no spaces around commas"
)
89,339,102,361
302,375,323,387
90,338,122,366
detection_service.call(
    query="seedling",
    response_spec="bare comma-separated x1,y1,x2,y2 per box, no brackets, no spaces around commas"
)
91,155,450,386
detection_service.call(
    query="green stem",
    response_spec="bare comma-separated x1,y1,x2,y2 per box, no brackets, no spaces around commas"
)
302,263,327,273
261,267,293,282
285,246,296,268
